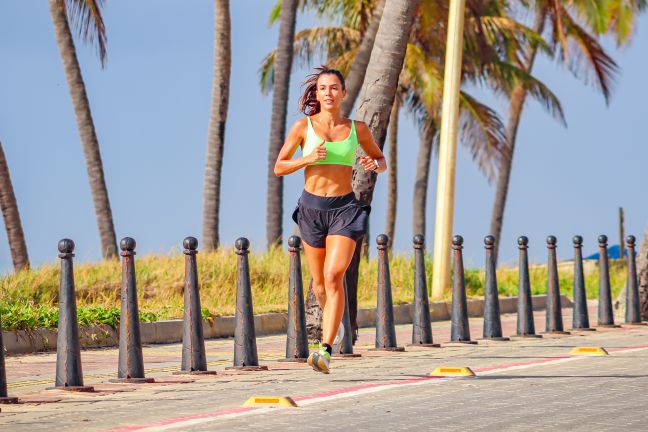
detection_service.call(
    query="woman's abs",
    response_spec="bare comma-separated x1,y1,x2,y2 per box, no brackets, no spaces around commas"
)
304,165,353,196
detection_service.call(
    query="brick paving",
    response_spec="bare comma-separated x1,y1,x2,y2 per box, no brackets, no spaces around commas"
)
2,304,644,431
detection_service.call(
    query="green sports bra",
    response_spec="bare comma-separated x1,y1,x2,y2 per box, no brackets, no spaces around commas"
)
302,117,358,166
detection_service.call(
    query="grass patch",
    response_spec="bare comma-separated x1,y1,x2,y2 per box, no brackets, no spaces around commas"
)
0,248,628,331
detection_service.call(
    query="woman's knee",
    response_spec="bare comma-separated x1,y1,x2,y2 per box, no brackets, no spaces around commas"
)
323,270,344,289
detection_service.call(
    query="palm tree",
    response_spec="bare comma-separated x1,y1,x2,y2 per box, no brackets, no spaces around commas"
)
637,224,648,319
489,0,646,263
266,0,299,250
202,0,231,251
385,93,400,250
340,0,386,117
0,141,29,271
48,0,117,259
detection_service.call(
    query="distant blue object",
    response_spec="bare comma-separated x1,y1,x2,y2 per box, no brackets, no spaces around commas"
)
585,244,629,260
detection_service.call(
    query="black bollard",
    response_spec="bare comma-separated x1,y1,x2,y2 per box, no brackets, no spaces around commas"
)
449,236,476,344
0,316,18,404
227,238,268,370
481,236,509,341
625,235,643,325
597,235,620,328
280,236,309,362
52,239,94,391
410,235,439,347
111,238,154,383
373,234,404,351
333,280,361,357
514,236,541,338
571,236,595,331
544,236,569,335
177,237,214,374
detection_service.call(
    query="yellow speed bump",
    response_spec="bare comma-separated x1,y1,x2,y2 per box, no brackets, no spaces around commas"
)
243,396,298,408
569,347,609,356
430,366,475,377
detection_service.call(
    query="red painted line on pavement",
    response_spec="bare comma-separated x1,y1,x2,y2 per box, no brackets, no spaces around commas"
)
606,343,648,353
474,356,570,373
112,406,257,432
112,341,648,431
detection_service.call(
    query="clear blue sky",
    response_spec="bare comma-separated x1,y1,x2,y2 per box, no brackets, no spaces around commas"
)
0,1,646,273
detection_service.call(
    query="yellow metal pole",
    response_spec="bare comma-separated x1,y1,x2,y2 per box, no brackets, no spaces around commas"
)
431,0,466,301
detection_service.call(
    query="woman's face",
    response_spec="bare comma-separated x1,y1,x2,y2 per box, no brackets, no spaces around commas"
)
316,73,346,112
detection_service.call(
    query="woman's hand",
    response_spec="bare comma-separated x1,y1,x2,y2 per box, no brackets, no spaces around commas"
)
358,155,379,171
308,141,327,164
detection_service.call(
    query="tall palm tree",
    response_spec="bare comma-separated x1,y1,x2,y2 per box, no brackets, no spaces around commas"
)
266,0,299,250
202,0,231,251
637,224,648,319
0,141,29,271
340,0,386,117
385,93,400,250
489,0,646,263
48,0,117,259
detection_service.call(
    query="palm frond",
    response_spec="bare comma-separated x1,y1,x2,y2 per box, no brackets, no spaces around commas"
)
63,0,107,65
476,60,566,125
458,91,508,182
258,26,360,93
561,11,619,103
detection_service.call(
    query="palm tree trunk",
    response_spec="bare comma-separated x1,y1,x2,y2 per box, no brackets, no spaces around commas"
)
202,0,231,251
489,11,546,263
266,0,298,250
49,0,117,259
345,0,420,335
412,124,436,239
637,224,648,319
385,97,399,250
0,141,29,271
340,0,386,117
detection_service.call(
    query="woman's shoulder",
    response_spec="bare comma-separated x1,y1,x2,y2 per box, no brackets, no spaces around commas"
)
288,117,310,135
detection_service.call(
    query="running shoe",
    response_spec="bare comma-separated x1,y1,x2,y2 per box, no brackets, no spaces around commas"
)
332,322,345,352
307,345,331,374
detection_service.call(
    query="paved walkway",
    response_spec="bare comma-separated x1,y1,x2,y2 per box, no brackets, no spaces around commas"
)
2,305,645,431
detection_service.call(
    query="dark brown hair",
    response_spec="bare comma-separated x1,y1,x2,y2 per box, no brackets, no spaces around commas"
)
298,66,346,116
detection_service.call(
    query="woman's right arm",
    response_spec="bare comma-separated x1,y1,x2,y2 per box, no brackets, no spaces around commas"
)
274,119,326,176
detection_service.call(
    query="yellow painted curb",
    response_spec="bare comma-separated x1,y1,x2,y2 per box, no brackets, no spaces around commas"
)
569,347,609,356
243,396,298,407
430,366,476,377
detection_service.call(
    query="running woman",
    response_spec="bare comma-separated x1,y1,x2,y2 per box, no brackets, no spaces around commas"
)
274,67,386,374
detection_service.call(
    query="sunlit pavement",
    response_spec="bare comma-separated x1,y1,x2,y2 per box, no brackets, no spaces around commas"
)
3,304,646,431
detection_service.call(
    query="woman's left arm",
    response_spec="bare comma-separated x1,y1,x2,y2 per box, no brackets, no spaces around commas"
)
355,121,387,173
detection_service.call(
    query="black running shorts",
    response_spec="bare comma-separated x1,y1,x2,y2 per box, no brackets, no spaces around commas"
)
291,190,370,248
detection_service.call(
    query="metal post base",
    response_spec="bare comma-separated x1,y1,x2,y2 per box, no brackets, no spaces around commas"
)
173,370,217,375
109,377,155,384
46,385,95,392
479,337,511,341
570,327,597,332
370,346,405,352
444,340,478,345
407,343,441,348
542,331,571,335
277,358,308,363
0,397,19,404
511,334,543,338
225,366,269,371
622,322,648,327
333,353,362,358
597,324,621,328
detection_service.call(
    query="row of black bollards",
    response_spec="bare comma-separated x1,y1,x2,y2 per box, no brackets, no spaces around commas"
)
0,231,643,398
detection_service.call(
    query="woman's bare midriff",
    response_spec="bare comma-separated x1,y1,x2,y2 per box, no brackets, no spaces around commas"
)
303,165,354,197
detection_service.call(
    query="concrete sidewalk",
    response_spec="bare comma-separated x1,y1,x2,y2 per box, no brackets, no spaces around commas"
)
2,305,645,431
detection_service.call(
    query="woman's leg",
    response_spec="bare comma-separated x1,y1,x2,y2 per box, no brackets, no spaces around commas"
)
321,235,357,345
301,241,327,309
